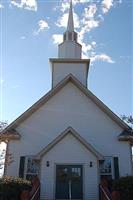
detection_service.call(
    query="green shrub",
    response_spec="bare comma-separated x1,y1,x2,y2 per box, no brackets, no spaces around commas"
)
112,176,133,200
0,176,32,200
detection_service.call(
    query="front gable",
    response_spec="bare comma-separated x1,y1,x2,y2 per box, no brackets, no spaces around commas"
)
36,127,103,160
1,75,132,146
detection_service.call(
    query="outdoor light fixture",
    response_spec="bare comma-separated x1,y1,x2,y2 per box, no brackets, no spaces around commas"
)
46,161,50,167
89,162,93,167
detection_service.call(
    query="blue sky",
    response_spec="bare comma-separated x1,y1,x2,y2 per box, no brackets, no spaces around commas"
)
0,0,132,124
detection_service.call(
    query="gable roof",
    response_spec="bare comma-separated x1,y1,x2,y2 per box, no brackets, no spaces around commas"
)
35,127,104,160
0,74,131,138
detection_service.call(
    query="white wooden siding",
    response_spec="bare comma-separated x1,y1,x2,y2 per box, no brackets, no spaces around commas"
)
6,82,133,200
40,134,99,200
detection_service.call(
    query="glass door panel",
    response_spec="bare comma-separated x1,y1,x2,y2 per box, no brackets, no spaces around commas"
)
56,165,83,200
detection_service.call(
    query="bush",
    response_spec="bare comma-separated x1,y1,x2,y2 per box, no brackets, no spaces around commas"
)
0,176,32,200
112,176,133,200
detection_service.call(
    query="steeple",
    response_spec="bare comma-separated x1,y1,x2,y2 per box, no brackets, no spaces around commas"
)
50,0,90,88
58,0,82,59
67,0,74,32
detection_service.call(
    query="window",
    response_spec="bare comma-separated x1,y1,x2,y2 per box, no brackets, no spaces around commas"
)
99,157,114,180
57,167,68,182
24,156,40,180
74,32,77,41
68,32,72,40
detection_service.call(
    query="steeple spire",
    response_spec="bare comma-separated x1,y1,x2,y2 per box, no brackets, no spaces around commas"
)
67,0,74,32
58,0,82,59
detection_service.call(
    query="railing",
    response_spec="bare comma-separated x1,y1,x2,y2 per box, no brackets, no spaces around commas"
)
99,184,111,200
21,176,40,200
30,176,40,200
99,179,121,200
30,185,40,200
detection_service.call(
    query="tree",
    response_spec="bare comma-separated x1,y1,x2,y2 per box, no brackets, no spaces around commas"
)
0,121,8,132
0,121,8,177
121,115,133,156
121,115,133,128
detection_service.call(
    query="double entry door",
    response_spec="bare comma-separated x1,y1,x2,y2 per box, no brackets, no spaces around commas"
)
56,165,83,200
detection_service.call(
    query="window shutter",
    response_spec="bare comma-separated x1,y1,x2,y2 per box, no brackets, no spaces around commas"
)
114,157,120,179
19,156,25,178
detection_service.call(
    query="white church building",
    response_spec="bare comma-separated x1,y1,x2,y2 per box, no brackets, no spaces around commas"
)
0,2,133,200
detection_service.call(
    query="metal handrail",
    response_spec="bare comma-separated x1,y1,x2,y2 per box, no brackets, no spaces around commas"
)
30,185,40,200
99,184,111,200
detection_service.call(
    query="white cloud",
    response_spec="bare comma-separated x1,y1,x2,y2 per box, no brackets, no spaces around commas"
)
60,1,70,13
91,41,96,46
91,53,115,63
53,1,118,64
56,12,80,29
77,19,99,45
55,2,100,60
60,0,89,13
10,0,37,11
80,4,99,35
101,0,114,14
97,14,104,22
82,19,99,31
82,53,88,59
81,41,97,58
56,2,99,45
38,20,49,31
52,34,63,45
82,42,93,58
0,4,4,9
101,0,122,14
75,4,99,45
81,42,115,64
33,20,49,36
84,4,97,18
60,1,76,13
